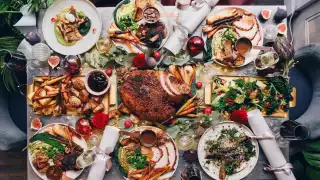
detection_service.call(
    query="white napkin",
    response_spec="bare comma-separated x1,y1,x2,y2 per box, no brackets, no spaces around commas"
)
163,0,218,54
87,126,120,180
180,0,218,34
14,5,37,34
163,28,187,55
248,109,296,180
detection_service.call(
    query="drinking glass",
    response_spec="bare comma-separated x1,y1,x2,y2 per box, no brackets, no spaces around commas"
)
181,164,202,180
280,120,310,140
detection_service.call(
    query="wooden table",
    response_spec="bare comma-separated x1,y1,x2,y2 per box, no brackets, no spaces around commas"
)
28,5,288,180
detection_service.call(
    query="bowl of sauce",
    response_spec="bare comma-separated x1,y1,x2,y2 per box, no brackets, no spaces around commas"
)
143,7,160,23
85,69,110,96
235,37,252,55
139,130,157,147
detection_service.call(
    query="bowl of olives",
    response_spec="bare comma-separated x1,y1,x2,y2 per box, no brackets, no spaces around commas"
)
85,69,110,96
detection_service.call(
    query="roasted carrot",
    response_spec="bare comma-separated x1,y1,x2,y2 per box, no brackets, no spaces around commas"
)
40,75,66,87
183,103,196,112
185,114,199,118
176,93,198,115
177,107,196,116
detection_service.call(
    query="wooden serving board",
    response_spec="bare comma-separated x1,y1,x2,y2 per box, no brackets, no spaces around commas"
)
204,76,296,118
27,76,109,116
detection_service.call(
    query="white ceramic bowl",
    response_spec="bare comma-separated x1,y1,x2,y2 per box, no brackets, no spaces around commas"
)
84,69,110,96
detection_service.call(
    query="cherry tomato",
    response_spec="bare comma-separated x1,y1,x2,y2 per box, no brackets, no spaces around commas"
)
196,82,203,89
51,18,56,22
153,51,161,60
203,107,212,115
124,120,132,128
105,68,113,76
171,119,176,125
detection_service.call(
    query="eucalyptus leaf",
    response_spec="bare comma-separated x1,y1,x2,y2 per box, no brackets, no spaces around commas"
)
166,126,180,139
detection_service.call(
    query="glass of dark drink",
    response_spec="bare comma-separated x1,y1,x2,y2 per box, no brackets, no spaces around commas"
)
280,120,310,140
181,164,202,180
63,55,81,75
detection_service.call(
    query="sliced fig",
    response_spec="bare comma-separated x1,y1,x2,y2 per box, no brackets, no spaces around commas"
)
277,23,287,35
48,56,60,69
31,118,42,131
260,9,272,20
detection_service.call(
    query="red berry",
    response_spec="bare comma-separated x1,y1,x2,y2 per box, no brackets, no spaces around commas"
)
279,94,283,98
171,119,176,125
124,120,132,129
105,68,113,76
51,18,56,22
153,51,161,60
196,82,203,89
132,54,147,69
203,107,212,115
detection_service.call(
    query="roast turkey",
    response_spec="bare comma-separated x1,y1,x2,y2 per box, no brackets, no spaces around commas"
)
119,70,190,123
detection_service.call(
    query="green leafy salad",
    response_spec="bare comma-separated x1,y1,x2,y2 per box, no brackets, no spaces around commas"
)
212,76,293,115
205,127,256,177
115,1,139,32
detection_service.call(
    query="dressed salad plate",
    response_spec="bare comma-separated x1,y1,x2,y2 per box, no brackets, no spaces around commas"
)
198,121,259,180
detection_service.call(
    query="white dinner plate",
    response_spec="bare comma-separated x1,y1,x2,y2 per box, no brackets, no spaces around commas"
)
28,123,88,180
42,0,102,55
198,121,259,180
203,7,263,68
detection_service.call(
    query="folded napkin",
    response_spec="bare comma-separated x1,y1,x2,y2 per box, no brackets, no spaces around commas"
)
87,126,120,180
180,0,218,34
248,109,296,180
163,0,218,54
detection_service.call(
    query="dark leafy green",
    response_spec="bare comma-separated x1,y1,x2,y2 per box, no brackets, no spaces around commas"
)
212,76,292,115
127,150,148,169
233,79,245,88
78,17,91,36
30,133,65,152
204,36,213,62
